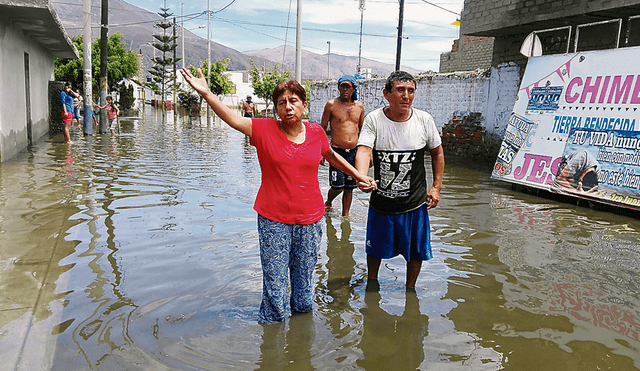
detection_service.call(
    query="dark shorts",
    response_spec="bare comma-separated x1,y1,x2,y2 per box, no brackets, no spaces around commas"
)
244,112,253,118
365,204,433,262
329,147,357,190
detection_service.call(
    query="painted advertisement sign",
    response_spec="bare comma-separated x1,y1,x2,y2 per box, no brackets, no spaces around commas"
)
492,47,640,210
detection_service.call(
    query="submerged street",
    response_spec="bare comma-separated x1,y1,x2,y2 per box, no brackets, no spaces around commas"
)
0,109,639,370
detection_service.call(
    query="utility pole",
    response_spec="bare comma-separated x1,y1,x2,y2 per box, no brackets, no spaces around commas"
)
173,17,177,122
82,0,93,135
99,0,109,133
395,0,405,71
357,0,365,75
207,0,211,121
326,41,331,79
181,4,185,68
295,0,302,82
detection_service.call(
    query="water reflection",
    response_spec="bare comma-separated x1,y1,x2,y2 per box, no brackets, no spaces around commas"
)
0,109,639,370
257,313,314,370
357,287,429,370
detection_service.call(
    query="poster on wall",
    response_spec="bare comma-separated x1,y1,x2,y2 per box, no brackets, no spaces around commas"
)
492,47,640,211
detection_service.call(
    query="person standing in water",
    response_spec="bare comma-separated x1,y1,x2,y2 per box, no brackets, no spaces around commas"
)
355,71,444,291
320,75,365,217
180,67,377,323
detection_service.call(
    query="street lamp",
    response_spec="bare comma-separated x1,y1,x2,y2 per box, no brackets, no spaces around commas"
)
327,41,331,79
182,24,205,69
140,42,157,106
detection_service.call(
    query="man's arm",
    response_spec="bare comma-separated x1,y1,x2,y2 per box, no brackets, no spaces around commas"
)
427,145,444,209
357,102,365,131
320,100,334,132
355,145,373,176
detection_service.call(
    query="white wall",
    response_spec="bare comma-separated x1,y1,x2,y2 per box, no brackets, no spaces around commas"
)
220,71,268,112
309,64,521,139
0,19,55,161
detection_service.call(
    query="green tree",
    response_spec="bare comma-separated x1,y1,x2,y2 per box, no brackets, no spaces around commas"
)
188,59,233,96
248,60,292,117
118,82,135,111
54,32,139,98
148,6,180,107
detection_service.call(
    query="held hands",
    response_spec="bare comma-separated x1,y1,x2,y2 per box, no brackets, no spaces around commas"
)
357,177,377,193
180,68,209,97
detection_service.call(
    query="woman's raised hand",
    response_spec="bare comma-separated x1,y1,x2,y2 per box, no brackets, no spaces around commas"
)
180,68,210,96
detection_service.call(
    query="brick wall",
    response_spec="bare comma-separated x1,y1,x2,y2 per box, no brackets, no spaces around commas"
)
309,64,521,161
460,0,640,75
440,36,495,73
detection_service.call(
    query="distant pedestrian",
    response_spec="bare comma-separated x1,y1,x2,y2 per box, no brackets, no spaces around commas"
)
321,75,365,217
73,89,83,128
95,96,120,135
60,82,76,143
243,95,255,117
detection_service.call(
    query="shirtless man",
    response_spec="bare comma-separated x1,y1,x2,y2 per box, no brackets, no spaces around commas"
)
242,96,255,117
321,75,365,217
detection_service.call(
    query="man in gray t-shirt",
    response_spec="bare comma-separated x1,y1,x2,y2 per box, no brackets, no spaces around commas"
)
355,71,445,290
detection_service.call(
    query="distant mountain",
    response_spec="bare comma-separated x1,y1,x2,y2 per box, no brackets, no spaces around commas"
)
53,0,416,79
53,0,274,75
245,46,421,80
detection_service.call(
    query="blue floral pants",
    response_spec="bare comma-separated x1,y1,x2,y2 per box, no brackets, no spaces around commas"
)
257,215,322,323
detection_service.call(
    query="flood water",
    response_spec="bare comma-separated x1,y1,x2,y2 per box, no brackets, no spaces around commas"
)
1,109,639,370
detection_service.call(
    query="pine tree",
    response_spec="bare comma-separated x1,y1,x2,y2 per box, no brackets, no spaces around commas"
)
148,1,180,110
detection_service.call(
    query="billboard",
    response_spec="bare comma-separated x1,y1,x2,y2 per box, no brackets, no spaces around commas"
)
492,47,640,211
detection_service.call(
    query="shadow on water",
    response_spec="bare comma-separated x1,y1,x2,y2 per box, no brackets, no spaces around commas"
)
0,108,638,370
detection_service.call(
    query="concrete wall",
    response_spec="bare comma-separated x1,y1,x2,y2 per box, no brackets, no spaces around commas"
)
0,16,55,161
309,64,520,162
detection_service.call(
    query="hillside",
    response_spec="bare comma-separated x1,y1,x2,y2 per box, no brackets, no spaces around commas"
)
52,0,417,80
52,0,273,74
245,45,421,80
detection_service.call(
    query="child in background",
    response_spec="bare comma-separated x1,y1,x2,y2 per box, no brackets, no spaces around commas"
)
95,96,120,134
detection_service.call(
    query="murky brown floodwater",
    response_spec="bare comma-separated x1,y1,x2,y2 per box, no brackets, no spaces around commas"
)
0,109,639,370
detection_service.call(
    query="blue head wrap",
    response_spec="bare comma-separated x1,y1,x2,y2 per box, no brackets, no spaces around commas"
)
338,75,358,100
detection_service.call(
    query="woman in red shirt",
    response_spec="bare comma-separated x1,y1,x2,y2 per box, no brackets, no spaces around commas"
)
180,68,376,323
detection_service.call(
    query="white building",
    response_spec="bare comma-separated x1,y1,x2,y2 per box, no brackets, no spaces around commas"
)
220,71,268,114
0,0,77,161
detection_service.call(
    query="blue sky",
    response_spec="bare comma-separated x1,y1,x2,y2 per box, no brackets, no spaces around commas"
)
129,0,463,72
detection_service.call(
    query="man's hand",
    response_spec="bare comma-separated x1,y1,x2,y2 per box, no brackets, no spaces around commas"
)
357,177,378,193
426,187,441,209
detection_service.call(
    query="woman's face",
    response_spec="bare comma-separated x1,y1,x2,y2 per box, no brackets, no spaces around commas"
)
275,90,307,125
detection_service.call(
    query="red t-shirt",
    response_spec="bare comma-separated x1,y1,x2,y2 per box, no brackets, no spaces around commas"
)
250,118,330,224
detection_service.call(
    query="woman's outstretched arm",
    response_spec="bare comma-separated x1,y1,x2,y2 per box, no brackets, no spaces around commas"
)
180,67,252,137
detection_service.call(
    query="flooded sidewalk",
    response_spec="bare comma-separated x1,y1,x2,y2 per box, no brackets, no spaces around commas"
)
0,110,639,370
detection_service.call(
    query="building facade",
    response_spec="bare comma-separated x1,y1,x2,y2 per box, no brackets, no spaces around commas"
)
460,0,640,75
0,0,77,161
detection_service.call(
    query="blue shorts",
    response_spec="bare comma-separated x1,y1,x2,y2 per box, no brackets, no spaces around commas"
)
329,147,357,190
365,204,433,262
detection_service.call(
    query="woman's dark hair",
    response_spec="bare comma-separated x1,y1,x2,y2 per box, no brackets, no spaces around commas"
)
272,80,306,105
64,81,72,88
